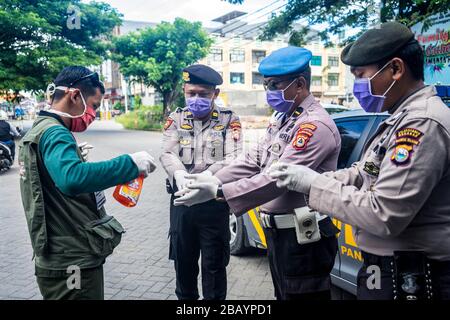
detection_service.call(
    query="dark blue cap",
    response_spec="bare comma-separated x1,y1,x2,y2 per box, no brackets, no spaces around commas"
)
258,46,312,77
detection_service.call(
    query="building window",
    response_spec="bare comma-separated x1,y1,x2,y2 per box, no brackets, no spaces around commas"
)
210,48,223,62
230,49,245,63
311,76,322,86
252,72,264,85
328,56,339,67
328,73,339,86
311,55,322,66
230,72,245,84
252,50,266,64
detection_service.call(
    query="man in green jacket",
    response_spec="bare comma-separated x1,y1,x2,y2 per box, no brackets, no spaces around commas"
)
19,66,156,300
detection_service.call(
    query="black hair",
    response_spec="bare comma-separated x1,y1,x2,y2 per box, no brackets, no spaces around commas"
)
52,66,105,101
377,39,424,81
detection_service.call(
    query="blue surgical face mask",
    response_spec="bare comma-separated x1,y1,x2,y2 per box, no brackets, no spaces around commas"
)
266,79,298,113
186,96,213,118
353,61,396,113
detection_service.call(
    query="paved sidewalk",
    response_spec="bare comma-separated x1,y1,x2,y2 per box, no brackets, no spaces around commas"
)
0,120,274,300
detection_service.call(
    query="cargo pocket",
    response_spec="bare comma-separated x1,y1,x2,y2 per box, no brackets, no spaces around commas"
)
84,216,125,257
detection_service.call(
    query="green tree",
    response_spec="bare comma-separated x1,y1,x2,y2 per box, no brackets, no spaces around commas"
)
227,0,449,45
0,0,122,93
112,18,212,115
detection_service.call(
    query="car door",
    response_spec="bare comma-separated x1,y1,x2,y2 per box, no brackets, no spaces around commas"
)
331,115,376,294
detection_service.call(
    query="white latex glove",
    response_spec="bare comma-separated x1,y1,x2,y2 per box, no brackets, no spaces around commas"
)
129,151,157,178
173,182,219,207
78,142,93,161
173,170,189,191
183,172,222,186
268,162,319,194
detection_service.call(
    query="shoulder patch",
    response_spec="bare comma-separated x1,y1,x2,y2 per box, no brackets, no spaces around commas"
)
229,121,242,141
390,127,423,166
291,122,317,151
163,117,174,130
230,121,241,129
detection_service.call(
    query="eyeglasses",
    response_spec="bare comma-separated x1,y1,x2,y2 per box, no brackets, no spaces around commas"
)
263,76,298,91
69,72,103,88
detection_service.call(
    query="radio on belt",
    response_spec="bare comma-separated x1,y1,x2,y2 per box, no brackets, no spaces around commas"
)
293,206,321,245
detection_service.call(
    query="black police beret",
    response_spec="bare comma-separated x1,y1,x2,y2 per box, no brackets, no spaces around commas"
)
341,22,415,66
182,64,223,86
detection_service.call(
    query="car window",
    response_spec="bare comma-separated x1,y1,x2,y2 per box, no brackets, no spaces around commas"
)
336,119,370,169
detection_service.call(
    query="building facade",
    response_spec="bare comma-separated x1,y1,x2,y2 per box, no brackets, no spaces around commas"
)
101,14,353,114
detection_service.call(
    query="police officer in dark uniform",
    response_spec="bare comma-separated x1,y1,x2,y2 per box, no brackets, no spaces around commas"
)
160,65,242,300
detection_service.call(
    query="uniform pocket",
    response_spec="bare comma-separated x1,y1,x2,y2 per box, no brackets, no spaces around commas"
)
84,216,125,257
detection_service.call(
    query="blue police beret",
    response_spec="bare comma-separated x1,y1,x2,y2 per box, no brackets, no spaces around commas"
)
258,46,312,77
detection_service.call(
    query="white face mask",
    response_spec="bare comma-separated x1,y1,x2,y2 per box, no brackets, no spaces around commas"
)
46,83,87,119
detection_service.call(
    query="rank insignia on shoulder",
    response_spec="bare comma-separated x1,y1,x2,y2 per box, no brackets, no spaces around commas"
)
184,111,193,119
390,127,423,166
164,117,174,130
211,111,219,120
213,124,225,131
181,123,193,130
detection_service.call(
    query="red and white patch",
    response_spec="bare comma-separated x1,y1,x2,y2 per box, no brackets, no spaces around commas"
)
164,117,174,130
292,122,317,151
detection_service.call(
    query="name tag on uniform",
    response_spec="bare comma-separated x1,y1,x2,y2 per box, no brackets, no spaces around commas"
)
94,191,106,210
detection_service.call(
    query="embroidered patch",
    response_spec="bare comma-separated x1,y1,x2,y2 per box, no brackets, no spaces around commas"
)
363,161,380,176
163,117,174,130
179,139,191,146
292,132,310,150
291,123,317,151
230,121,242,129
390,127,423,166
213,124,225,131
300,123,317,131
181,123,193,130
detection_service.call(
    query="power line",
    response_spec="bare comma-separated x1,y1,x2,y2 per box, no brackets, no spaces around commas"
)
216,2,288,45
211,0,285,34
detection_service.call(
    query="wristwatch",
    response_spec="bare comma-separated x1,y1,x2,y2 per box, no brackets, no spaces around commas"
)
215,186,226,202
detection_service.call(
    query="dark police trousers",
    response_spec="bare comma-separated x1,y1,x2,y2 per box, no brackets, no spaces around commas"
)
357,251,450,300
264,216,338,300
169,196,230,300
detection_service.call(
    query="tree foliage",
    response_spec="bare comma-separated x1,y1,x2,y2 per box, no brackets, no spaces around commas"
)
112,18,212,115
0,0,122,93
227,0,449,46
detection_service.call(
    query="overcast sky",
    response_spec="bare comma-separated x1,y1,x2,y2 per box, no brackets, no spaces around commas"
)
96,0,288,27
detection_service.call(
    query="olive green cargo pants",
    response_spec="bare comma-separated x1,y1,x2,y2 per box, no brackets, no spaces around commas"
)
35,265,104,300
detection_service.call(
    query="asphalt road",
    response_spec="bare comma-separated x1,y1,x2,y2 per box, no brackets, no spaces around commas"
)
0,120,274,300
